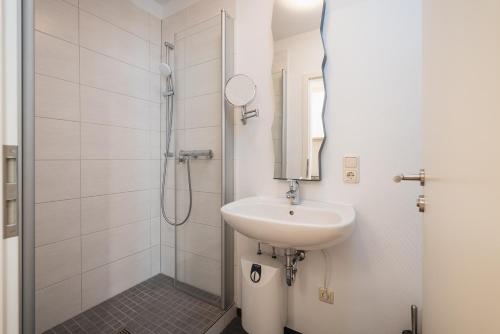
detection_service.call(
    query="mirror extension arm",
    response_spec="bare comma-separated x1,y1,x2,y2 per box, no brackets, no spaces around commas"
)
241,105,259,124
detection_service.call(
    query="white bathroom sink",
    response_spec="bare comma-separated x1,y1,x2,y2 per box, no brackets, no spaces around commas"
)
221,197,355,250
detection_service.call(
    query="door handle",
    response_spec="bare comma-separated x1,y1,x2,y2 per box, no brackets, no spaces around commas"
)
393,169,425,186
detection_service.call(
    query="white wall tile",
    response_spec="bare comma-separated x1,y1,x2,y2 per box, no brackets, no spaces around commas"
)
191,191,221,227
35,0,78,44
79,11,149,70
35,199,80,247
34,1,165,328
179,251,221,296
151,217,161,246
35,237,81,289
81,160,150,196
173,100,185,130
158,188,177,220
35,160,80,203
82,249,151,310
160,245,175,277
174,69,185,100
149,15,162,46
36,276,82,334
185,59,221,98
160,219,175,247
80,48,149,100
185,24,220,67
82,220,150,271
163,9,187,43
35,31,79,82
35,74,79,121
151,245,161,275
81,123,149,160
176,14,219,40
149,43,161,74
185,126,221,159
149,73,161,103
150,189,161,218
79,0,150,40
149,102,161,131
178,222,220,262
80,86,150,130
189,159,221,193
150,131,161,160
35,117,80,160
174,38,185,70
81,190,150,234
185,93,221,129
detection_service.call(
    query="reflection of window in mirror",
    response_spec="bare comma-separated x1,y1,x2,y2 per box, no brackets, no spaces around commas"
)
308,77,325,179
301,75,324,179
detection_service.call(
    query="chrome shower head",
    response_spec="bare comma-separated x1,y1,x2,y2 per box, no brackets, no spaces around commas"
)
159,63,172,78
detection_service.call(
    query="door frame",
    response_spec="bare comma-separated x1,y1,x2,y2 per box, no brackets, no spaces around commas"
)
21,0,35,333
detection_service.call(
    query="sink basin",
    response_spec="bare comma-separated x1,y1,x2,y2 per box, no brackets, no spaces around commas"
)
221,197,355,250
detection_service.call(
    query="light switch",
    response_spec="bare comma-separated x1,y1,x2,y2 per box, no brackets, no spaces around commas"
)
343,156,359,183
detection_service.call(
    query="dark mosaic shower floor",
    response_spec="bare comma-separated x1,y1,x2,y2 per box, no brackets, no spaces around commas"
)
44,274,224,334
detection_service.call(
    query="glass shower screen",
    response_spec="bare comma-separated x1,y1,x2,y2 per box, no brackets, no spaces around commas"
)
160,11,234,309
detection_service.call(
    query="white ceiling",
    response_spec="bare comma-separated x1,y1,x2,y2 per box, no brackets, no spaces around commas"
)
130,0,165,17
156,0,203,17
272,0,323,41
132,0,203,18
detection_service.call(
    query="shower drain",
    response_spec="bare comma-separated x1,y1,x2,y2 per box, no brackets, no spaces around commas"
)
115,329,132,334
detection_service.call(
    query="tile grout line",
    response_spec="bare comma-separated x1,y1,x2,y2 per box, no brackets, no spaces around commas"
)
36,218,154,249
35,72,158,105
34,185,223,205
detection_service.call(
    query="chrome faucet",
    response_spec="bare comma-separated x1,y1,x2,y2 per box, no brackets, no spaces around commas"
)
286,180,300,205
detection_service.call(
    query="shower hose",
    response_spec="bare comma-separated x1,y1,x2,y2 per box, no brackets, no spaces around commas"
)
160,85,193,227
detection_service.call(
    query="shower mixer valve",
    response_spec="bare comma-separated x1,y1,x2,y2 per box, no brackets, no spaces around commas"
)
178,149,213,162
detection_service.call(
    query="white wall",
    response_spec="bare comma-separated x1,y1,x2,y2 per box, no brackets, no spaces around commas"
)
234,0,422,333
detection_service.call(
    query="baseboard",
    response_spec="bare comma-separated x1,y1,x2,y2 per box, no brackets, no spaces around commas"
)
236,308,302,334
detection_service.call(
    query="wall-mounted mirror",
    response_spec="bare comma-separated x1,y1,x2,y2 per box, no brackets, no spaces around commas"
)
225,74,259,124
271,0,325,181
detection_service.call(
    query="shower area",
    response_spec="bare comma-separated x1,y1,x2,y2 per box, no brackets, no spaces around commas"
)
31,1,234,333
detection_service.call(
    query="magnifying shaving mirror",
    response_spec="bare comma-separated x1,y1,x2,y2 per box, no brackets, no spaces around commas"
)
225,74,259,124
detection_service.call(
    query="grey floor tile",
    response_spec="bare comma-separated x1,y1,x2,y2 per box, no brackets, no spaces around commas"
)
43,274,224,334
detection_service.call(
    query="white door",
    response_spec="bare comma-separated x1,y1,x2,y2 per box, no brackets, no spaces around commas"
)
1,0,22,333
422,0,500,333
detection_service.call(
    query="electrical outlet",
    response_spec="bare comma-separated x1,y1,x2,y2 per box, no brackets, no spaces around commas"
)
343,156,360,183
319,287,334,304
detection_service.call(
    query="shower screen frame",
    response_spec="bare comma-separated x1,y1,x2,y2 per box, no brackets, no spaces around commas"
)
170,10,235,311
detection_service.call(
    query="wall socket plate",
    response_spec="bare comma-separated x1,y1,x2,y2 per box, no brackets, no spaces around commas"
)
319,287,334,304
343,156,360,183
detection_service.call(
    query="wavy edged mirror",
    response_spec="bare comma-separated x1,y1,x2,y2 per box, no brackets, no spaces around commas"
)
271,0,326,181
